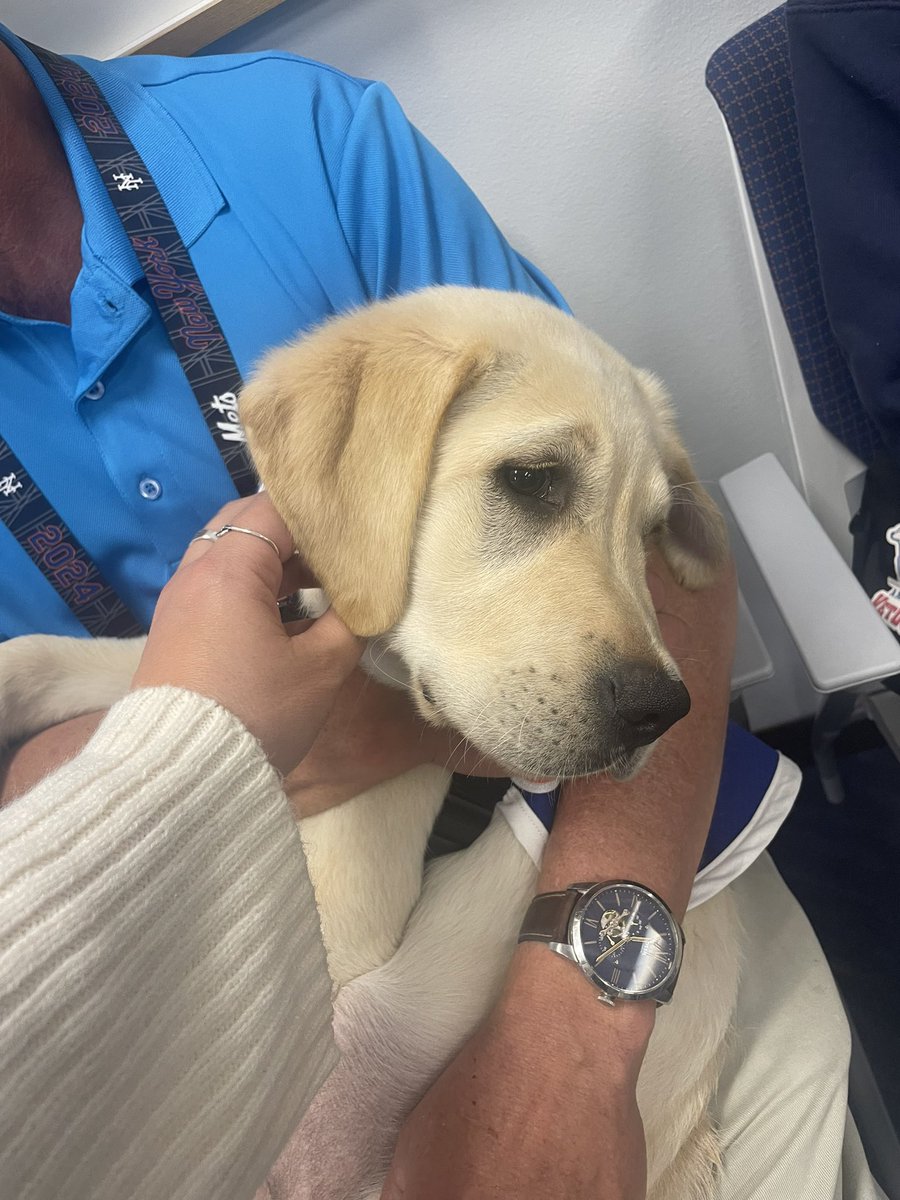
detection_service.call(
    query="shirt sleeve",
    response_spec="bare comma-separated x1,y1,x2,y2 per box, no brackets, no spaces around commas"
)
336,80,569,309
0,686,336,1200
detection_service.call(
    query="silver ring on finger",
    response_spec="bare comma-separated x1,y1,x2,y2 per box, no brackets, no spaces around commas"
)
189,523,285,562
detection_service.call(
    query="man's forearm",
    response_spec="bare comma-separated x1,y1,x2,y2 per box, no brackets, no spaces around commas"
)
0,713,105,807
496,560,737,1053
535,676,730,918
495,676,730,1065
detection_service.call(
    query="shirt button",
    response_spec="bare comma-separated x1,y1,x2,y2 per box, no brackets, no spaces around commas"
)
139,477,162,501
83,381,105,401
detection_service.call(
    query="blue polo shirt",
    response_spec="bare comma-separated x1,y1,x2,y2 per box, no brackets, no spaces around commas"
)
0,26,565,639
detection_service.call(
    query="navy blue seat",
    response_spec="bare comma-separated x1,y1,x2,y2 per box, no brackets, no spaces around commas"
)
706,6,882,466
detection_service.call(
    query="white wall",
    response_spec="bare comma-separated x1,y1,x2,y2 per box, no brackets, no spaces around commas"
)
4,0,215,59
207,0,820,729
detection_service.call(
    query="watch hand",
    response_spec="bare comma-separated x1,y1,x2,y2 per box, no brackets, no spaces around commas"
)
623,903,640,939
593,935,654,965
594,940,626,964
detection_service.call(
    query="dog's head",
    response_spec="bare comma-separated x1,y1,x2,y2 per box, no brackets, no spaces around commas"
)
240,287,727,780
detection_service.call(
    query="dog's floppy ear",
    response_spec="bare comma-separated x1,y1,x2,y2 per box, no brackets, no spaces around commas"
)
240,301,492,635
659,439,730,589
636,370,729,589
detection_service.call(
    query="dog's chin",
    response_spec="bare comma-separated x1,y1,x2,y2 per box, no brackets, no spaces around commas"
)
409,677,655,782
494,743,654,783
603,745,653,781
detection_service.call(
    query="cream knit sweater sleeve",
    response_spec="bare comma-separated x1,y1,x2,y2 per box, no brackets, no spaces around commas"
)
0,686,337,1200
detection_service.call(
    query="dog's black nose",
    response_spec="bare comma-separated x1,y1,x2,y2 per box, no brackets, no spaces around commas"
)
609,661,691,750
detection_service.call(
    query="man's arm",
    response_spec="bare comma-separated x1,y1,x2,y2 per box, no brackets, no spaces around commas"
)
336,81,569,309
381,552,737,1200
532,553,735,917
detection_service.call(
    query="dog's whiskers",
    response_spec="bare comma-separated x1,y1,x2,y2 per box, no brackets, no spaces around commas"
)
365,639,410,690
438,693,497,774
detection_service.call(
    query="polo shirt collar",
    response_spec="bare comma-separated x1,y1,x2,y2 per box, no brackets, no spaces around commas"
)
0,26,225,287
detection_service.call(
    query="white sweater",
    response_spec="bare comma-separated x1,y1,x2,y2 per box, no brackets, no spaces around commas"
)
0,687,336,1200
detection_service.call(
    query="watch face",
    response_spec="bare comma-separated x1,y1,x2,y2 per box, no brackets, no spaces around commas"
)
571,883,681,999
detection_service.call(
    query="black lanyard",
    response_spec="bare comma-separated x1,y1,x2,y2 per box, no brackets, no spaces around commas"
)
0,45,257,638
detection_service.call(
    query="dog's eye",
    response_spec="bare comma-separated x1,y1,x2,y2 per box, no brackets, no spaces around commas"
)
505,466,554,500
496,461,570,514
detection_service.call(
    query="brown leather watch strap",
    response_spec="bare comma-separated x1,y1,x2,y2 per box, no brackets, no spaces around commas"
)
518,889,579,946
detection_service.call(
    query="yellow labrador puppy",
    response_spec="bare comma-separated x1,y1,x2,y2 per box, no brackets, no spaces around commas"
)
0,287,739,1200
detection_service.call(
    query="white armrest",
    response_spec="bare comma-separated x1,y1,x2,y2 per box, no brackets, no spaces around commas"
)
732,591,773,694
720,453,900,692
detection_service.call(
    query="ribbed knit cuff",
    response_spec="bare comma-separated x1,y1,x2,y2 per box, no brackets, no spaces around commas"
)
0,686,336,1200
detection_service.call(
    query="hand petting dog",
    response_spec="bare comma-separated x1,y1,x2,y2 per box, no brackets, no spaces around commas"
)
131,493,363,778
132,491,509,812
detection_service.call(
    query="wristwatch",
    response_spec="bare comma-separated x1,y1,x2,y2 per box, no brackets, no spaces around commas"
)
518,881,684,1006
